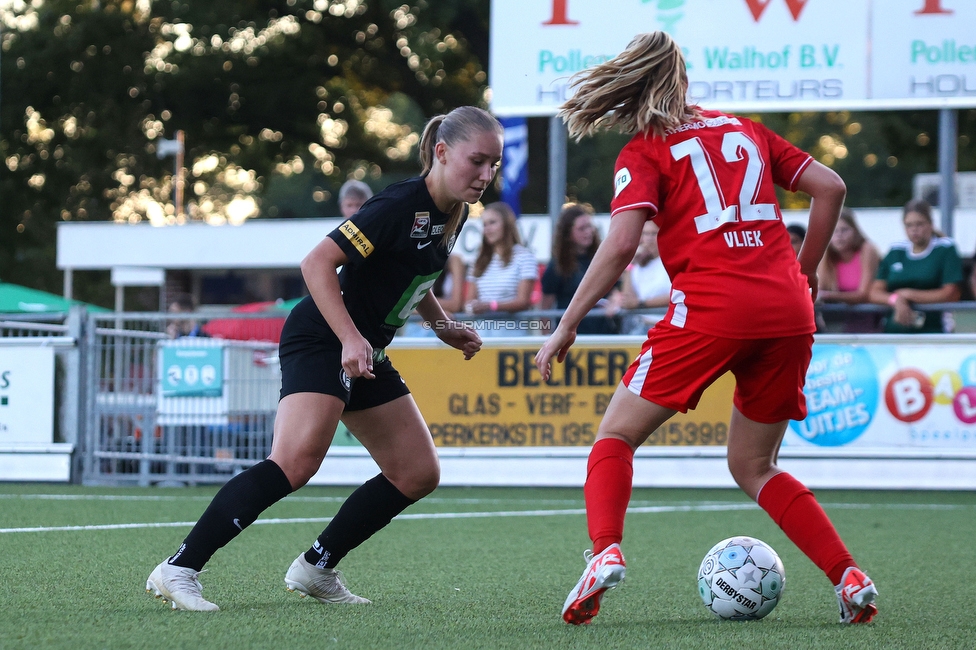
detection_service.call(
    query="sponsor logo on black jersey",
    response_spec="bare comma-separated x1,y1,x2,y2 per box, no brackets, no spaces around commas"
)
338,220,374,258
431,224,445,235
447,232,457,253
410,212,431,238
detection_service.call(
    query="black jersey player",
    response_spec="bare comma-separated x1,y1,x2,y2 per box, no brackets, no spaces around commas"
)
147,107,503,611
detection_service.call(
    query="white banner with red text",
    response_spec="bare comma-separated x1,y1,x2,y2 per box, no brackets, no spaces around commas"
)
490,0,976,115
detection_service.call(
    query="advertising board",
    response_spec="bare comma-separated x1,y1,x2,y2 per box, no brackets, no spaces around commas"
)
0,346,55,445
392,336,976,453
393,338,735,447
785,339,976,449
490,0,976,115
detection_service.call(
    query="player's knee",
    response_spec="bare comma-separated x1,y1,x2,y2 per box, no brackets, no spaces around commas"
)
271,455,322,490
396,462,440,500
414,463,441,499
726,455,770,491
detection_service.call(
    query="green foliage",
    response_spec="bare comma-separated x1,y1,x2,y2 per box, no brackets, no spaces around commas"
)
545,109,976,213
1,3,157,294
756,110,976,210
1,0,488,297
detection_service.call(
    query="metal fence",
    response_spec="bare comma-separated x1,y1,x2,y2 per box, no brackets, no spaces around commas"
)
83,312,280,486
5,300,976,486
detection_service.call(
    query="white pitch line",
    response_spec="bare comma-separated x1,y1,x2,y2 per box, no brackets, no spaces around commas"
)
1,521,203,533
0,494,217,502
816,502,970,511
0,493,729,507
0,494,584,505
4,492,976,511
1,499,972,534
0,503,761,534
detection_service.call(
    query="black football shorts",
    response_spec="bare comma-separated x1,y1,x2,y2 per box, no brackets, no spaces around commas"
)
278,309,409,412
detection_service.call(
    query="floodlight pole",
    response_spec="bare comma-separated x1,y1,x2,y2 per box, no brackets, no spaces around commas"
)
937,108,957,239
548,115,568,229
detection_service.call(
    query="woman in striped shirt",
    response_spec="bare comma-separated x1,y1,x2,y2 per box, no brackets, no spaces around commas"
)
465,202,538,335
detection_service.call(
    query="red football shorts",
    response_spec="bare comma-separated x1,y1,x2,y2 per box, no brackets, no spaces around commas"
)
622,322,813,424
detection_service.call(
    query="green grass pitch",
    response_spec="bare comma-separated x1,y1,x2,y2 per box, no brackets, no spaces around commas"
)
1,483,975,649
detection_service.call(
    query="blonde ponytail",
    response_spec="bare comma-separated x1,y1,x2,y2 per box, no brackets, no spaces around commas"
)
419,115,446,175
419,107,503,245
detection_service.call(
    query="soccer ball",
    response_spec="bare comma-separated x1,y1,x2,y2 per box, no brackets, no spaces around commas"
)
697,536,785,620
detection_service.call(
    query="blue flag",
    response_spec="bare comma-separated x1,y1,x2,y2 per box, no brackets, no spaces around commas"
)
499,117,528,216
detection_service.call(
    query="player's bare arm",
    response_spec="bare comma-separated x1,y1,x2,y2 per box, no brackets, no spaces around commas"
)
300,236,375,379
794,162,846,302
894,283,962,305
535,209,646,380
416,289,482,360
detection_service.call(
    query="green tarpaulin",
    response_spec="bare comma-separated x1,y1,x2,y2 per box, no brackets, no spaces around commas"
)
0,282,109,314
275,297,304,311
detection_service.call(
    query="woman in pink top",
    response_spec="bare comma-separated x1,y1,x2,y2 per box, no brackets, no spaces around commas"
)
817,209,882,332
818,209,880,304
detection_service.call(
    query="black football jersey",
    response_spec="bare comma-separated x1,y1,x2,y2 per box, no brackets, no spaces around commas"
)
312,176,466,348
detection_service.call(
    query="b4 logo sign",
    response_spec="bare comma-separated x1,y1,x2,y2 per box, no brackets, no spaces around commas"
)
885,369,933,423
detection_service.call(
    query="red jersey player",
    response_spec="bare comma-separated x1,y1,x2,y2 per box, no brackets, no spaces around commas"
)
535,32,878,626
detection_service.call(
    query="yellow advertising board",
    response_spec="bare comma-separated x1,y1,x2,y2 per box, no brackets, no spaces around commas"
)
389,338,735,447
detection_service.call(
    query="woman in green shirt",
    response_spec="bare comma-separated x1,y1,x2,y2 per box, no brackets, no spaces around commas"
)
869,199,962,333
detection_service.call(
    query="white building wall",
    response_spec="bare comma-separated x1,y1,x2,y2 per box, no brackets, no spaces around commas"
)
56,208,976,276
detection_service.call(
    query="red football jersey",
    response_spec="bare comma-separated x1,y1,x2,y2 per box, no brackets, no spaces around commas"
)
610,110,815,338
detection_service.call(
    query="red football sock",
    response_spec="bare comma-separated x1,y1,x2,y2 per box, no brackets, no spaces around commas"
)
757,472,856,585
584,438,634,554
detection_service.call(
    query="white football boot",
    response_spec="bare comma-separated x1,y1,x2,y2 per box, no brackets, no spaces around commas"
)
146,561,219,612
284,555,371,604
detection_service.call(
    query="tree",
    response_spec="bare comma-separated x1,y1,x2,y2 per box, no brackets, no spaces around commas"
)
544,110,976,214
2,3,159,299
1,0,490,302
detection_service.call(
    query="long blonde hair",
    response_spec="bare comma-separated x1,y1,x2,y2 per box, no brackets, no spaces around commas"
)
418,106,503,245
560,31,700,140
